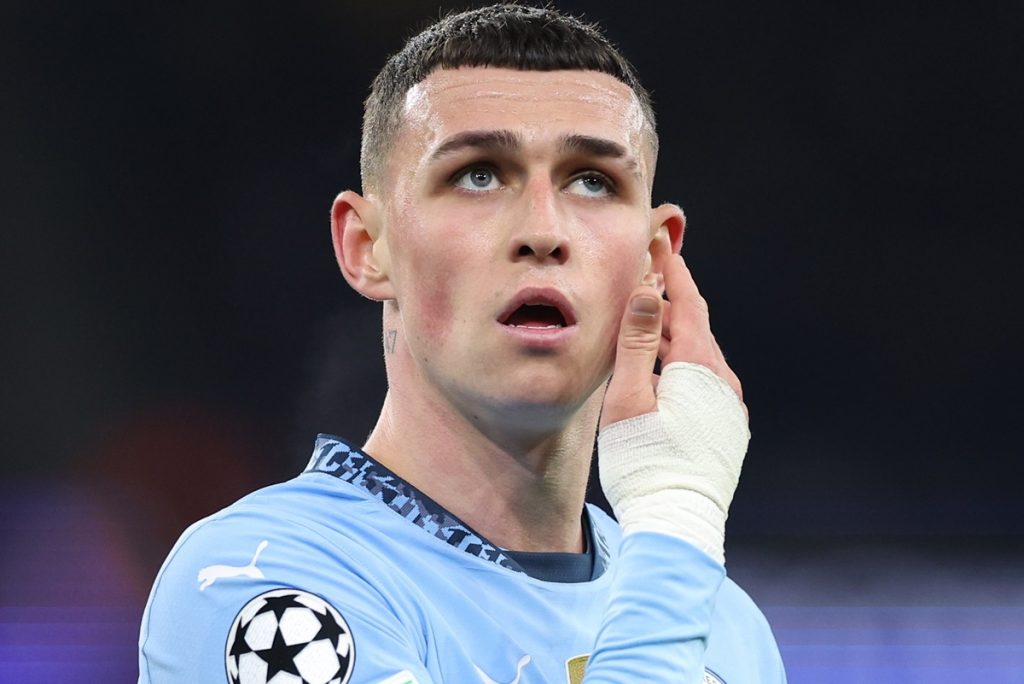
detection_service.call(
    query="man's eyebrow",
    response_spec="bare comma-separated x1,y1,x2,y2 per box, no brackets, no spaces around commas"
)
559,134,641,176
430,130,522,160
429,130,642,179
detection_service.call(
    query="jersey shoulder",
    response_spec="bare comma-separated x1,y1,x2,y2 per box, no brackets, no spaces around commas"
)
148,473,387,592
139,474,428,683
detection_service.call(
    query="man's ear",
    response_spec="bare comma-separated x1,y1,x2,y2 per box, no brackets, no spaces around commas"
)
331,190,395,301
647,203,686,278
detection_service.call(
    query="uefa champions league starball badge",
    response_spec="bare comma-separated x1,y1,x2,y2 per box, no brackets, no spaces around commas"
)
226,588,355,684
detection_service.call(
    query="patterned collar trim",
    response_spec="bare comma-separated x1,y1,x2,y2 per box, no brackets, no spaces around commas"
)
304,434,609,579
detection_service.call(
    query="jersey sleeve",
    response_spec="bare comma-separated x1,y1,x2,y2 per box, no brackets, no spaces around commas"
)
583,529,787,683
582,531,726,683
138,509,438,684
710,578,788,683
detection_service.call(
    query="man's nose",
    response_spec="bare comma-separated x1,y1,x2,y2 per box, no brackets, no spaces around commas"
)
508,177,570,265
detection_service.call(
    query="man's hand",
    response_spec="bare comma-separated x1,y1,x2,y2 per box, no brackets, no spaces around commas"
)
601,254,745,429
597,254,750,564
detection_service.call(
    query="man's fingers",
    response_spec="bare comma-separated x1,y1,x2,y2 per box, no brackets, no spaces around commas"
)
600,286,663,430
659,336,671,360
662,254,715,367
661,254,747,418
663,254,705,319
659,298,673,360
707,333,740,399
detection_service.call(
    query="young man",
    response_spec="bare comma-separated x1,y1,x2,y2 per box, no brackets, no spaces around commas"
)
139,5,785,683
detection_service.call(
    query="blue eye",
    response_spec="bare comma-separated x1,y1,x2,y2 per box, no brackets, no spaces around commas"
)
567,174,613,197
454,167,500,191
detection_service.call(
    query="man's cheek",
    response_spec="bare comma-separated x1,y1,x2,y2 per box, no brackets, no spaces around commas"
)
418,283,454,344
405,251,459,346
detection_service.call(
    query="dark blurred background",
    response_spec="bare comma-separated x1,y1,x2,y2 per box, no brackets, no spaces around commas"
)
2,1,1022,681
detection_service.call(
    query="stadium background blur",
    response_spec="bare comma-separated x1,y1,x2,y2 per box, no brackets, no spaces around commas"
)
2,2,1022,681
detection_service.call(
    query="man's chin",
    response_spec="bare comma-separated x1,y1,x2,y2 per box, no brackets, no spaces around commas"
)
464,381,605,432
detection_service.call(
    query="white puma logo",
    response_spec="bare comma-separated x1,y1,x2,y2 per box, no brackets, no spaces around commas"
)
473,655,531,684
197,540,268,591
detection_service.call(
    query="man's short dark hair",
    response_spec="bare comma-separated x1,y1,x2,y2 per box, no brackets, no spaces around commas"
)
360,3,657,193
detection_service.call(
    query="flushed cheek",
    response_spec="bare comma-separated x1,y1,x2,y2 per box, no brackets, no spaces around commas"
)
396,240,465,348
396,208,501,349
415,280,455,345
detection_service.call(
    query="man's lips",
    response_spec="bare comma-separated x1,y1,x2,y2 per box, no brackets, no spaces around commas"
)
497,287,577,329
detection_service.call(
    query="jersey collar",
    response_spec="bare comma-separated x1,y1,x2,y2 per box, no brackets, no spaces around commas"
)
304,434,609,581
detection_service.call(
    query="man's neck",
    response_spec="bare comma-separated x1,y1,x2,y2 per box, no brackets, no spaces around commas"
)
362,381,602,554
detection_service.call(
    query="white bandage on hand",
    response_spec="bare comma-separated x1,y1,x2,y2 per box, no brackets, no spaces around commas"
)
598,362,751,565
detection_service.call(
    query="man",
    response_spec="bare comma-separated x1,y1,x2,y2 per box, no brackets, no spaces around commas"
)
139,5,785,683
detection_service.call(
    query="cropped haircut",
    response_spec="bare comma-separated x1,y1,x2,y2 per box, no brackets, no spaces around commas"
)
360,3,657,193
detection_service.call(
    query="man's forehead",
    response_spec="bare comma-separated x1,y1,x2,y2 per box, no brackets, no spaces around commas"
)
400,67,650,155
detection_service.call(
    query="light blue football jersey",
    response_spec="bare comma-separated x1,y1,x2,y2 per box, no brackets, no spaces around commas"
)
139,435,785,683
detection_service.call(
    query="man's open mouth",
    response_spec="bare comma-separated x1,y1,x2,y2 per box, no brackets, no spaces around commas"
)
497,288,577,330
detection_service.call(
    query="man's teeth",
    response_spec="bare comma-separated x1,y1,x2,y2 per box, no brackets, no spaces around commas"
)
511,323,562,329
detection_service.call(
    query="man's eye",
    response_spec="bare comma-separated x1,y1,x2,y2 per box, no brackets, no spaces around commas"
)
453,166,501,191
567,174,613,197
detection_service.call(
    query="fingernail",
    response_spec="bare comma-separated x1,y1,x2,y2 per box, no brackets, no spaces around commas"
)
631,295,660,316
641,272,657,287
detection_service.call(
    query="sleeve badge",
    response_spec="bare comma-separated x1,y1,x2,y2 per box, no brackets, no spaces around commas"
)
225,588,355,684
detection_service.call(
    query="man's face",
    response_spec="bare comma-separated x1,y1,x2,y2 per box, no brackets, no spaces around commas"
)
372,67,662,423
